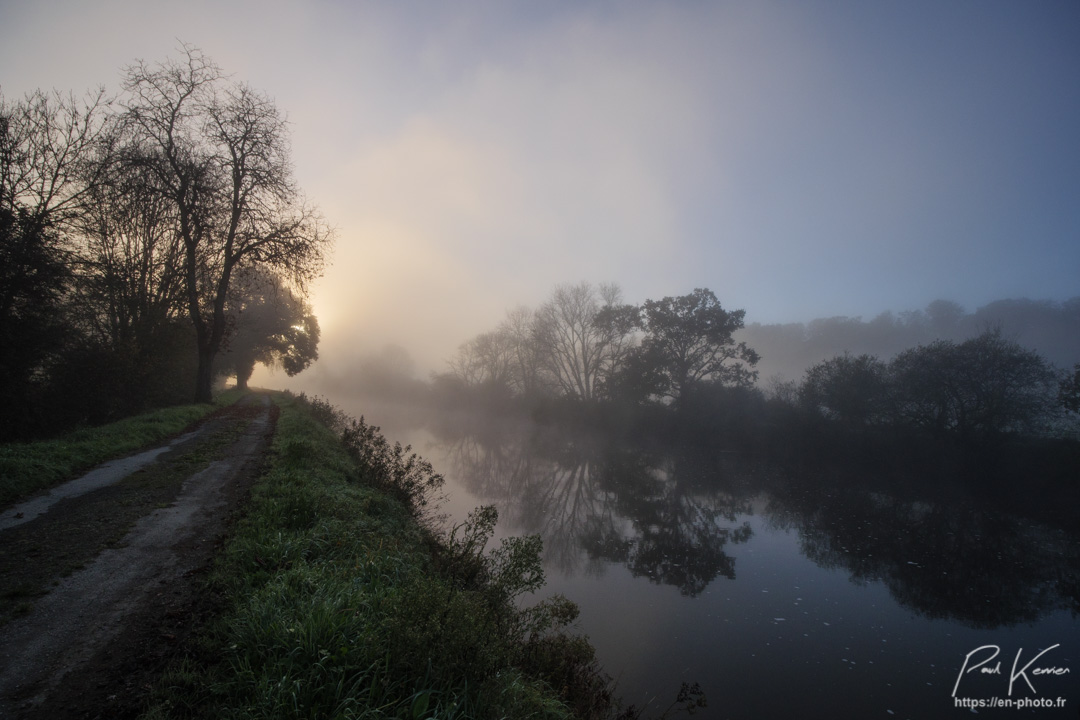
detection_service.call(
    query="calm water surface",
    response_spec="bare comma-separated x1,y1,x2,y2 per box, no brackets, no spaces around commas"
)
350,400,1078,719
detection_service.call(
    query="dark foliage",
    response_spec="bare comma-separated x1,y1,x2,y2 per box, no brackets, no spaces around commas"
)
793,329,1062,447
0,207,70,438
1061,363,1080,414
636,288,759,399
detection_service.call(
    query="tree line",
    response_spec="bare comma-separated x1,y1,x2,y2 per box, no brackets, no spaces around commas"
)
795,330,1067,444
0,47,330,439
436,282,759,407
434,283,1077,450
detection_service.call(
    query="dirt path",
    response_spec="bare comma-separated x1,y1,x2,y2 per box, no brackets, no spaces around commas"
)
0,394,277,719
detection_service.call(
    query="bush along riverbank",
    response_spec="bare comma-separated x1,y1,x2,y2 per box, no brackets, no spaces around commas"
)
144,391,625,720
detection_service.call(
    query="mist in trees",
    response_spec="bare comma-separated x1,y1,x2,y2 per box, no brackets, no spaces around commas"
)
438,282,758,412
797,329,1063,445
0,47,330,439
739,297,1080,384
217,269,320,391
420,281,1080,475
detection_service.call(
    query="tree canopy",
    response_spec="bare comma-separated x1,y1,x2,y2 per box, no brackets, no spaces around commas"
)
0,47,330,437
636,288,759,400
798,329,1062,444
441,284,759,409
218,270,320,390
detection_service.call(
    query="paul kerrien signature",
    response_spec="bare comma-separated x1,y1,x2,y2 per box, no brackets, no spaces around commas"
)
953,644,1071,697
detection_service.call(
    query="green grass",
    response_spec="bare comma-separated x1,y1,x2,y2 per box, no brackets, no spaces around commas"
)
0,388,246,507
143,392,619,720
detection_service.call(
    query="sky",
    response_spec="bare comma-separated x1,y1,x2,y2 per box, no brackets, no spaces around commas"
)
2,0,1078,385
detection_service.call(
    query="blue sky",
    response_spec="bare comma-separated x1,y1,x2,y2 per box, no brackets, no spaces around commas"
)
2,1,1077,377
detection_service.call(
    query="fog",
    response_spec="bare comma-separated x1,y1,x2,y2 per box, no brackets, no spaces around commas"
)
5,8,1079,715
3,1,1078,390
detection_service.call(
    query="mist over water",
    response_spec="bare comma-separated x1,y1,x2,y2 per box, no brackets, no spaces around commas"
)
5,3,1080,716
271,280,1080,719
333,386,1079,719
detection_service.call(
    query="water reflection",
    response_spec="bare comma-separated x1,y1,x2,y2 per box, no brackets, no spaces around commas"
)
766,478,1080,628
433,416,752,596
427,413,1079,628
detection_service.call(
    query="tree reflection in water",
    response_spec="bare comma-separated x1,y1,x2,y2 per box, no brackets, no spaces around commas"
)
434,418,752,596
427,412,1080,628
765,473,1080,628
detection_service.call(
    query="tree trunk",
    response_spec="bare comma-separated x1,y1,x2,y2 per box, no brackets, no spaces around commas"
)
194,344,215,403
235,359,254,390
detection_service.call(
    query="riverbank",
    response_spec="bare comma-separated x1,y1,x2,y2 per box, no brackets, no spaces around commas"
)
141,391,621,719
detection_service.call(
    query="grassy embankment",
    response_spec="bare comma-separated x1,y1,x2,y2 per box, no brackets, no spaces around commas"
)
144,391,620,720
0,388,246,507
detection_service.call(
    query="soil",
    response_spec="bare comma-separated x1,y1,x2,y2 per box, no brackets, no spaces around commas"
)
0,394,278,719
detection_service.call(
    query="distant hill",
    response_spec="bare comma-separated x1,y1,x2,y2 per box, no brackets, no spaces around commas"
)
737,297,1080,385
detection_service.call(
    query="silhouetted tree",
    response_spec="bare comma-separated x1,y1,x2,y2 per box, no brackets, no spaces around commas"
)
71,147,187,356
799,353,891,428
0,205,71,436
119,46,332,402
0,88,112,227
0,90,111,437
891,329,1058,443
603,342,668,405
501,305,546,398
636,288,758,400
533,282,632,401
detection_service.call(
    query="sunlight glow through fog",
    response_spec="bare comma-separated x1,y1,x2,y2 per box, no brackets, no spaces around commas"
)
2,0,1077,382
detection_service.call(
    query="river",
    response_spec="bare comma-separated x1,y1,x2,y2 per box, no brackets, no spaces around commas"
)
342,397,1078,719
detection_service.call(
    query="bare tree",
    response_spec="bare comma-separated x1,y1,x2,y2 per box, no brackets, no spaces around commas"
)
500,305,545,398
448,329,517,394
446,306,548,400
0,88,112,225
118,46,333,401
71,153,187,348
533,282,633,401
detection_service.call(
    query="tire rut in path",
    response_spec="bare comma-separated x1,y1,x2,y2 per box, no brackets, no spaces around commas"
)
0,394,276,719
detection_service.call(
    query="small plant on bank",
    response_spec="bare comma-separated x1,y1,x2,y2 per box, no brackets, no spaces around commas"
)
340,413,446,518
296,392,350,432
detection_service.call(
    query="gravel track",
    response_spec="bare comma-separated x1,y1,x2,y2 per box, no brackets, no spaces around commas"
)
0,394,276,719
